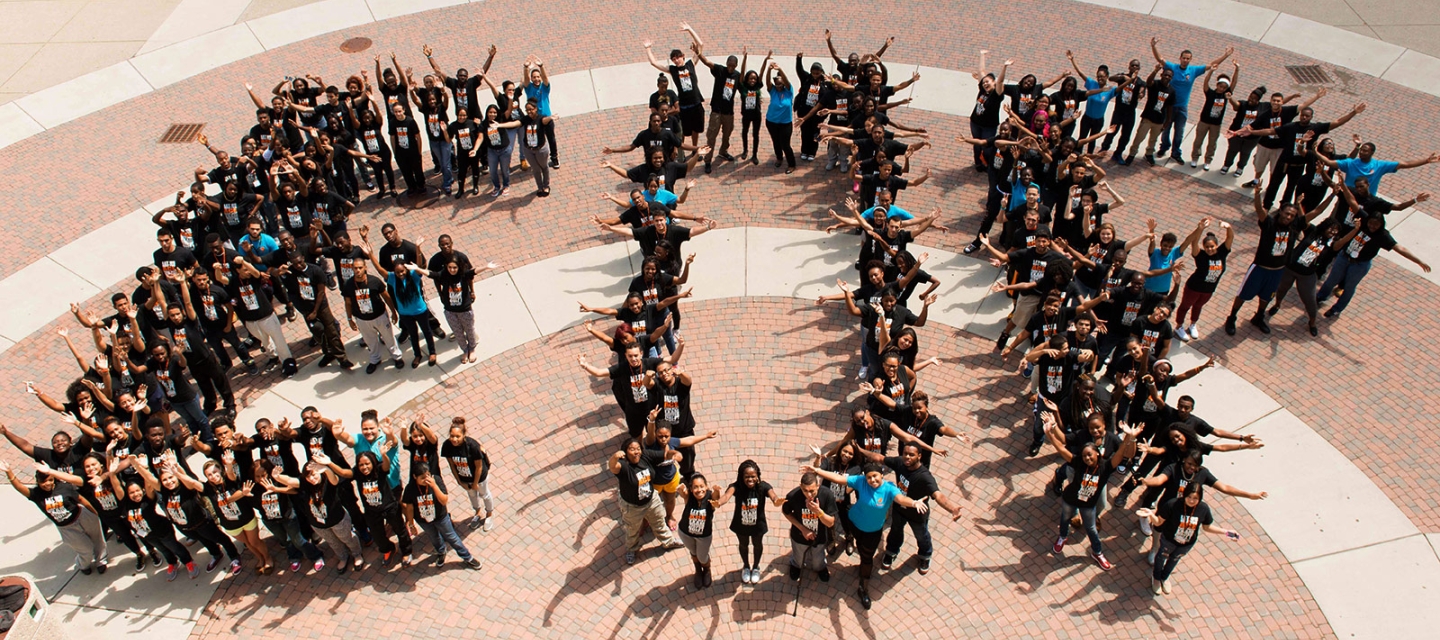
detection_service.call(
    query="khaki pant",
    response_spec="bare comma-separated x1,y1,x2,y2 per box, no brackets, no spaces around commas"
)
1252,145,1281,181
705,112,735,161
1190,122,1221,163
1009,294,1042,344
57,508,107,571
1128,119,1165,158
619,493,678,552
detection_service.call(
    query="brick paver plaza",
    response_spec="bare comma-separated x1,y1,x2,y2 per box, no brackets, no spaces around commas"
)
2,0,1438,637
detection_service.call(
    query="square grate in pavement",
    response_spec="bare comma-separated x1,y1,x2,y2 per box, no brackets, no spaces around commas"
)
159,123,204,144
1285,65,1331,85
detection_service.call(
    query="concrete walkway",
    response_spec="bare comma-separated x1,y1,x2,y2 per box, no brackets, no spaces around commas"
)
4,226,1438,640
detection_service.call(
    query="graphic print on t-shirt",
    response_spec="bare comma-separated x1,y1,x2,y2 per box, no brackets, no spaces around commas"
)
739,496,759,526
261,492,283,519
633,468,652,502
128,507,152,538
1271,230,1292,256
165,494,188,526
360,480,384,506
629,372,649,403
1174,512,1200,544
42,495,72,522
686,506,707,535
1076,470,1100,501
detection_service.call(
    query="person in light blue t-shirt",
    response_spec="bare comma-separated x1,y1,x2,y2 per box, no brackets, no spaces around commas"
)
1066,50,1117,153
803,461,927,610
762,55,796,172
1145,217,1206,296
1321,141,1438,196
522,59,559,168
1150,37,1232,162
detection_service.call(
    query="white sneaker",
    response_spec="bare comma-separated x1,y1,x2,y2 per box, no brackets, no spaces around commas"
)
1219,165,1231,174
1175,325,1191,342
1189,160,1198,168
1139,517,1154,536
856,366,870,381
1152,578,1163,594
1232,168,1244,177
1189,324,1201,340
1162,579,1172,594
741,568,751,584
1202,163,1211,171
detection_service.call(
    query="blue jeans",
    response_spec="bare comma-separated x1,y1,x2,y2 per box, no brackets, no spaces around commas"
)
1159,104,1189,155
859,328,878,372
1315,252,1372,315
653,307,678,354
487,142,513,190
171,395,212,442
1031,396,1048,449
420,514,473,561
883,509,932,560
1152,537,1191,581
1059,501,1102,553
433,139,454,192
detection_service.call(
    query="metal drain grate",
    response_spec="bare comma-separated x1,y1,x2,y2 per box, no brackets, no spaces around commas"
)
1285,65,1331,85
159,123,204,144
340,37,372,54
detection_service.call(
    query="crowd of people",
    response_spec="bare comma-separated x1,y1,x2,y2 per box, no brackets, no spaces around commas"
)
2,23,1434,618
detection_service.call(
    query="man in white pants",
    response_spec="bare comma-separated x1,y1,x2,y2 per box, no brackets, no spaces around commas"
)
342,260,403,374
227,256,297,377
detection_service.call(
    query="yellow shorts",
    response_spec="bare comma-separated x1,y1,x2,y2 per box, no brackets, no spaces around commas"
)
655,473,681,494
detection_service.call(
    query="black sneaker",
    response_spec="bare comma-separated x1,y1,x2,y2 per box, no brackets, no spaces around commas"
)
1266,305,1279,318
245,359,260,375
1028,442,1042,457
339,359,354,370
1309,324,1319,337
549,159,560,169
994,332,1009,352
1323,306,1339,318
818,569,830,582
880,553,895,570
135,556,147,572
789,565,801,581
963,240,981,255
282,359,298,377
1249,315,1271,334
1145,154,1156,166
80,567,93,576
465,558,481,570
150,549,162,565
433,554,446,567
918,557,930,575
858,587,872,610
366,362,379,374
317,355,334,368
1157,145,1170,157
718,153,735,162
393,359,404,370
265,358,280,371
704,160,712,174
1224,316,1237,336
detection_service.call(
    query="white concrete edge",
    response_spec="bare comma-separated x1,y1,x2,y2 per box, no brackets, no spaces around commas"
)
2,0,1440,146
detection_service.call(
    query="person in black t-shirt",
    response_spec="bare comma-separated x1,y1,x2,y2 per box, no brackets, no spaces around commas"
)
1316,208,1432,319
691,34,740,171
579,342,684,438
275,252,353,369
1268,219,1353,334
781,471,839,582
4,461,108,574
387,102,426,196
1138,484,1239,594
166,296,235,415
1189,63,1238,169
1040,411,1139,571
604,112,695,163
1223,183,1321,336
676,473,720,587
1239,102,1365,210
425,43,496,132
1124,64,1173,165
608,438,684,565
1175,220,1234,341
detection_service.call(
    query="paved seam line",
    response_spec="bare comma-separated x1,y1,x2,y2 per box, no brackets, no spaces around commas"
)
11,101,47,133
125,60,157,92
361,0,379,23
57,600,199,622
588,69,601,115
1257,12,1280,42
45,255,106,291
1230,405,1282,433
507,271,545,338
243,21,266,51
1290,531,1425,564
1380,49,1406,79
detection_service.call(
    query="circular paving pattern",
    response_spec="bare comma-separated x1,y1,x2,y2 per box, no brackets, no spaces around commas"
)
193,299,1330,639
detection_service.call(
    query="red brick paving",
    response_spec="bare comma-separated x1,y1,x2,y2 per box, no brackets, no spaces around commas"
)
189,299,1332,639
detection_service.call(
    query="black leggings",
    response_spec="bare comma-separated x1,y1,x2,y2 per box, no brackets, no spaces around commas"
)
854,527,883,581
398,313,436,358
798,116,822,157
144,528,193,566
396,149,426,193
765,120,795,168
362,503,413,557
368,148,397,195
455,148,482,190
181,521,240,562
741,112,761,157
1223,136,1256,170
736,532,764,568
102,514,147,558
1103,108,1136,153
